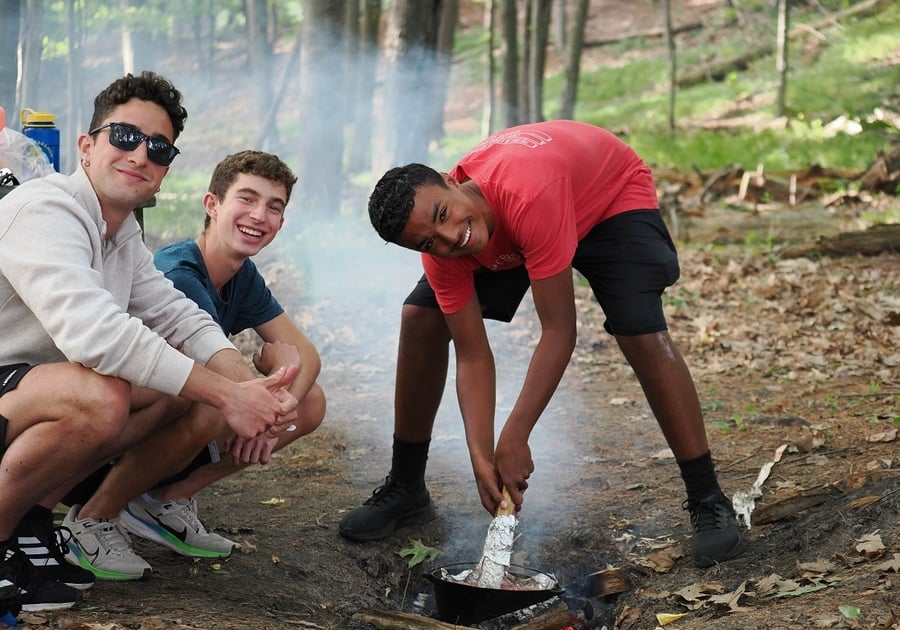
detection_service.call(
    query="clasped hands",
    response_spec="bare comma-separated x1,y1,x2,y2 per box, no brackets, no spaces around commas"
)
226,341,301,465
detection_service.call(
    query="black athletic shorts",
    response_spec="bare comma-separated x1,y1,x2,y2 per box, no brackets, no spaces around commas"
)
403,209,680,336
0,363,35,461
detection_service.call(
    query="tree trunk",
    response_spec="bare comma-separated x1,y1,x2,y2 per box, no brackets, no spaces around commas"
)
245,0,275,145
0,0,20,117
347,0,381,174
64,0,84,174
18,0,43,116
552,0,567,53
500,0,519,128
527,0,551,122
557,0,588,120
774,0,789,117
482,0,496,137
432,0,459,142
380,0,441,167
663,0,676,131
297,0,346,215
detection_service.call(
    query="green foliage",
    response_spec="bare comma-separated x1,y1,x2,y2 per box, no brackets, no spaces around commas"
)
397,539,441,568
547,2,900,173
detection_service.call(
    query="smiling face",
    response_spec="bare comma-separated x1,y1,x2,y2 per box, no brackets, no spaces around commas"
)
395,175,492,258
204,172,287,258
78,98,174,218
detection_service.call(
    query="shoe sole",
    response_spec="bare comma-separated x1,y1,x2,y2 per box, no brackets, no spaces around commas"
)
21,600,79,612
65,545,151,582
339,502,437,542
120,509,234,559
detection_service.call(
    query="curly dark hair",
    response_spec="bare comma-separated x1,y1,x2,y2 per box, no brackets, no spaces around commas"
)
368,163,447,243
204,150,298,229
89,71,188,139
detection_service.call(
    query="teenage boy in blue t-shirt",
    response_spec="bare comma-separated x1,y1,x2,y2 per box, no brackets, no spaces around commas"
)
121,150,325,564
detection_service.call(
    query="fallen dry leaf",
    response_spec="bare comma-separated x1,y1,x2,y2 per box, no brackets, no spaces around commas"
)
656,612,689,625
855,532,886,558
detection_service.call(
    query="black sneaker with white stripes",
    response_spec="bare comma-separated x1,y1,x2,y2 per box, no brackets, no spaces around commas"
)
0,540,81,612
15,506,94,590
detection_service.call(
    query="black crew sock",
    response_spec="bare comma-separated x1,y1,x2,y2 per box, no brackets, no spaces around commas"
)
16,505,53,535
677,451,722,501
390,436,430,488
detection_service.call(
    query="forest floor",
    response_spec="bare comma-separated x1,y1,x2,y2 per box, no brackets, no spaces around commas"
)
11,1,900,629
26,194,899,630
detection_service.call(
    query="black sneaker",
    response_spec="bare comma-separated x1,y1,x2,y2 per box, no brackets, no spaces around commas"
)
15,507,95,590
683,490,746,567
338,475,436,542
0,578,21,624
0,541,82,612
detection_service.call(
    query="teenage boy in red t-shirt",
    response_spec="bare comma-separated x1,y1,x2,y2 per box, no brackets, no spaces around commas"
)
340,120,744,567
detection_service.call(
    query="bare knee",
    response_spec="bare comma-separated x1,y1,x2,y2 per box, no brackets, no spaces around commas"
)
71,373,131,443
400,304,450,345
294,383,326,437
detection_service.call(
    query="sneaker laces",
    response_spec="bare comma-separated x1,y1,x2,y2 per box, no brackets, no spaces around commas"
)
683,495,735,532
89,519,137,557
165,499,208,534
364,475,404,507
50,527,74,560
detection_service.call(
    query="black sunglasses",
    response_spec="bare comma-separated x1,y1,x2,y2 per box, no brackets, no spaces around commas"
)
89,122,180,167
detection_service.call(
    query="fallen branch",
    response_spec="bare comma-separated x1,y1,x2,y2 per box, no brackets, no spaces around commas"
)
351,610,468,630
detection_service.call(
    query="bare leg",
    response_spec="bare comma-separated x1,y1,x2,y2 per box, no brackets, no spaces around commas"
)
393,304,451,442
0,364,131,538
614,330,709,460
150,383,326,500
78,399,221,520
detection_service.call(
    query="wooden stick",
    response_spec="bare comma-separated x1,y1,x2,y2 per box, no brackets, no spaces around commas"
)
351,609,469,630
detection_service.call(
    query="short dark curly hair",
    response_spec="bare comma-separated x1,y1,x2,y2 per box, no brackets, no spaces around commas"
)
204,150,298,229
89,71,188,140
368,163,447,243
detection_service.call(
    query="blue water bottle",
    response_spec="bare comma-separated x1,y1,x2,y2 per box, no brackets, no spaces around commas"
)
20,108,60,172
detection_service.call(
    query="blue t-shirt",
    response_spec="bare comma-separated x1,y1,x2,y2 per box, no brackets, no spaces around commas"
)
154,239,283,336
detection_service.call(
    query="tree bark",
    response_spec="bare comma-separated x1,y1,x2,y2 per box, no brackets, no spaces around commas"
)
663,0,676,132
297,0,345,215
774,0,789,117
499,0,519,128
380,0,441,168
527,0,551,122
482,0,496,137
347,0,381,174
245,0,275,146
0,0,20,117
18,0,43,116
557,0,588,120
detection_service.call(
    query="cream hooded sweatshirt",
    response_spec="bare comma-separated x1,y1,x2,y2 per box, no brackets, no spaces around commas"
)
0,166,233,396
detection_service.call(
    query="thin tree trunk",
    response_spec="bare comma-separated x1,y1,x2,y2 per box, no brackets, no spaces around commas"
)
297,0,345,215
552,0,567,53
482,0,496,137
347,0,380,174
557,0,588,120
18,0,44,116
500,0,519,128
0,0,20,116
432,0,459,142
245,0,275,145
663,0,676,131
64,0,84,173
775,0,789,116
528,0,551,122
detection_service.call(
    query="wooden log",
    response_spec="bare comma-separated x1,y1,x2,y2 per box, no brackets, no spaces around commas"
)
351,609,469,630
780,223,900,259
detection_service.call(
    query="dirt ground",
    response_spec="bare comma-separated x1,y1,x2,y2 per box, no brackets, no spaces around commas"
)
23,199,897,630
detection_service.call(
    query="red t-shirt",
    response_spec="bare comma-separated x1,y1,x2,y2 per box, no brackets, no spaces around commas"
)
422,120,659,314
